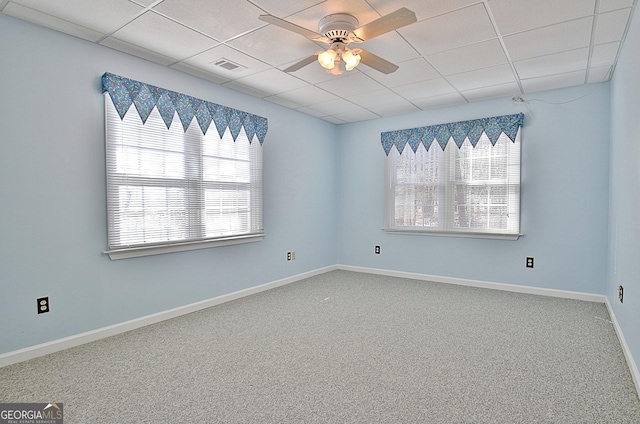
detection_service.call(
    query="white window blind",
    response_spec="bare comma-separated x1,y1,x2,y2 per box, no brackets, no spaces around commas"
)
104,94,263,258
385,126,521,239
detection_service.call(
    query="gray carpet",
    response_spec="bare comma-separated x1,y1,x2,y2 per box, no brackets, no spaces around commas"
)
1,270,639,423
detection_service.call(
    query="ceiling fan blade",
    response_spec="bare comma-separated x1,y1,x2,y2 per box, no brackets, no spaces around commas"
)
358,49,399,74
283,54,318,72
353,7,417,41
259,14,330,43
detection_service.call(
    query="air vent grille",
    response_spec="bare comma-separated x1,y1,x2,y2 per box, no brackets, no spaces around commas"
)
211,58,247,72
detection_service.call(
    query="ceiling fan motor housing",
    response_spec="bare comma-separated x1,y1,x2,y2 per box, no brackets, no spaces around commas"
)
318,13,359,42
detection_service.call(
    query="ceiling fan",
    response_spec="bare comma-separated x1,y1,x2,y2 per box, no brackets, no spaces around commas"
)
258,8,417,75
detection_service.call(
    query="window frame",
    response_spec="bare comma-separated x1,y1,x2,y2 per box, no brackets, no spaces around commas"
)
103,94,264,260
384,131,521,240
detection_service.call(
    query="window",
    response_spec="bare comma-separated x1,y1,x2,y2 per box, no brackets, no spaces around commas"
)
383,114,522,239
102,73,266,259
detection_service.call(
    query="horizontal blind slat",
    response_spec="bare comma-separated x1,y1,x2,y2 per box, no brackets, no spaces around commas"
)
105,94,263,250
387,132,520,236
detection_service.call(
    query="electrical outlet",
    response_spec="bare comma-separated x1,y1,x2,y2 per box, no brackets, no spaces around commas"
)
37,297,49,314
291,251,296,260
375,245,381,254
618,285,624,303
526,257,534,268
286,251,291,261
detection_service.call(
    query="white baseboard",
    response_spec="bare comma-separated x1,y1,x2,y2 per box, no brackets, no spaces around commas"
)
337,264,607,303
605,298,640,400
0,265,338,368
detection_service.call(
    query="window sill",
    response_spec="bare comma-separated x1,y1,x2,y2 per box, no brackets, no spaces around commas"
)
104,234,264,260
383,229,521,241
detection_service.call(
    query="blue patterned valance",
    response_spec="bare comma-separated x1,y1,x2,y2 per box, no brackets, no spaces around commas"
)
381,113,524,155
101,72,268,144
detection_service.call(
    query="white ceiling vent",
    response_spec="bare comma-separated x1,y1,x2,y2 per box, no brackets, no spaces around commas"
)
211,58,247,72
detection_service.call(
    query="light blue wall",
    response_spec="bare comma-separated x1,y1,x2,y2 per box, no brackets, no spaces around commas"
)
609,3,640,378
0,15,338,354
336,83,610,295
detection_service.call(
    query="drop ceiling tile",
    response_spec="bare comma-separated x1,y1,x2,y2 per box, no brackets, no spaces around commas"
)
428,39,508,76
250,0,325,18
514,48,589,80
413,92,467,110
598,0,634,13
371,100,421,117
366,58,440,88
354,31,420,65
461,82,521,102
520,70,586,93
306,98,362,115
2,2,104,42
295,106,329,118
399,4,497,56
184,45,271,80
594,8,632,44
10,0,143,34
591,41,620,67
322,115,348,124
111,11,217,60
337,109,380,122
347,88,405,107
222,80,272,98
393,78,457,100
447,63,516,91
263,95,304,109
153,0,264,42
587,65,612,83
503,17,594,62
316,72,385,98
373,102,422,116
367,0,483,21
488,0,596,35
228,25,322,67
100,37,177,65
285,0,381,33
275,85,339,106
170,62,230,85
230,68,309,96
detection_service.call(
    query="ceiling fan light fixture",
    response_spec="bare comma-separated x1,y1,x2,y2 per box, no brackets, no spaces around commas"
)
260,8,417,75
327,64,343,75
318,49,337,69
342,49,361,71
